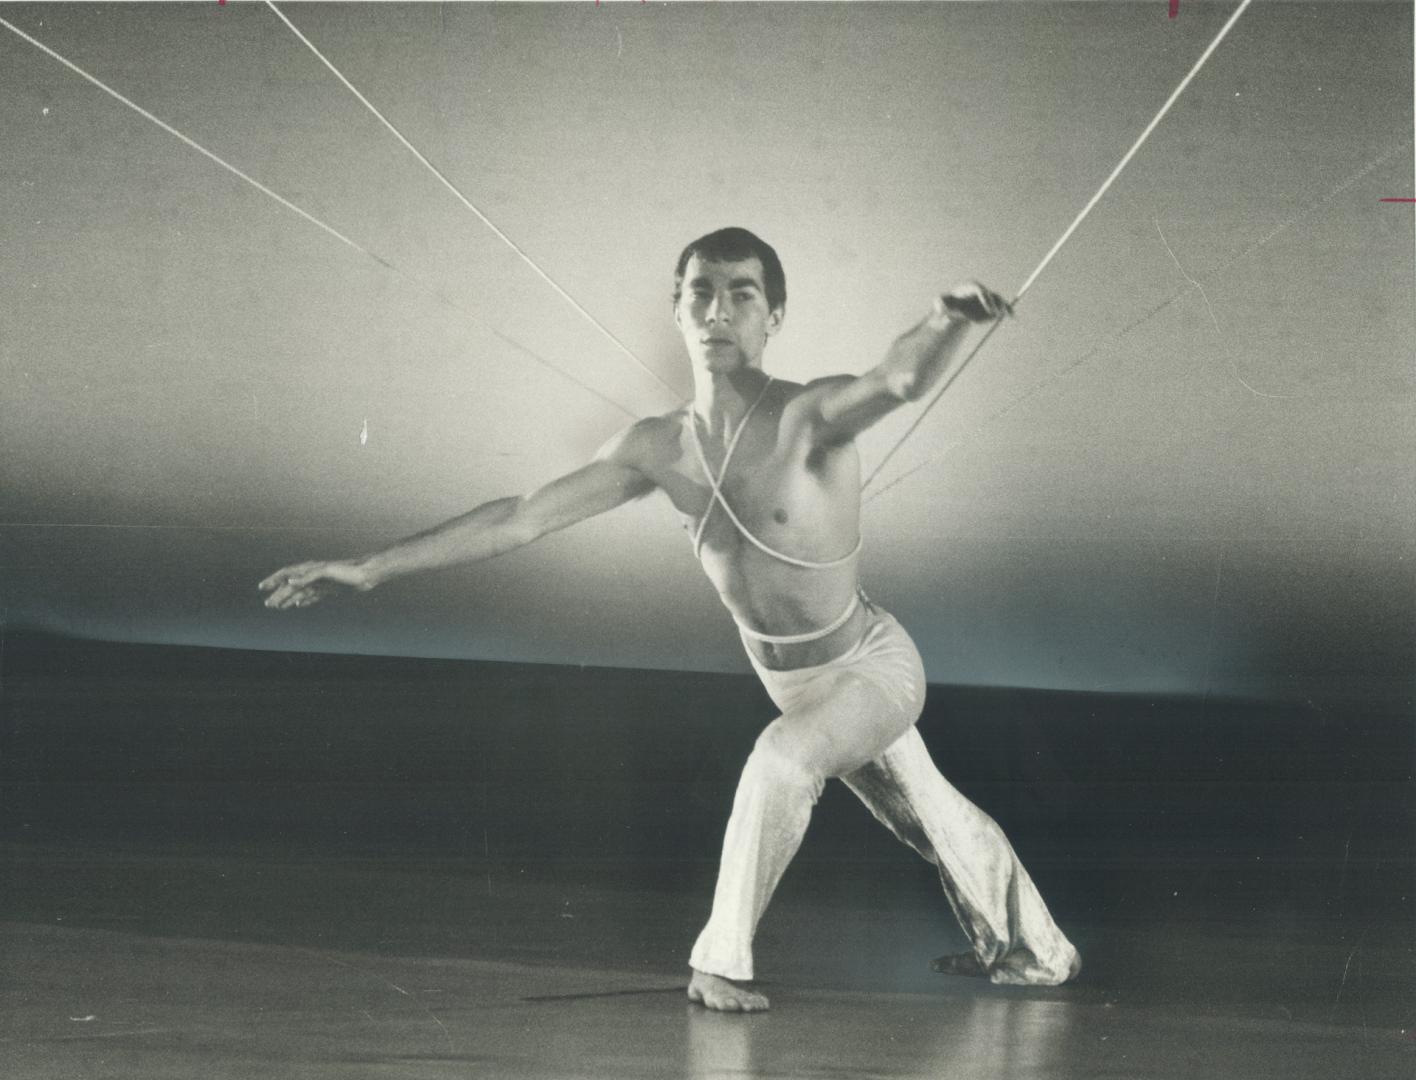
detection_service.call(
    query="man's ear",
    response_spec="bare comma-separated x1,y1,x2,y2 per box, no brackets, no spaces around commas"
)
766,305,785,336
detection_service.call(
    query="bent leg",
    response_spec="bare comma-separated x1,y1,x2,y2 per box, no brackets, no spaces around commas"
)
842,727,1081,986
690,669,921,991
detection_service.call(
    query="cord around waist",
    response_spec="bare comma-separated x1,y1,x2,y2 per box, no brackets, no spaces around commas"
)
734,590,863,646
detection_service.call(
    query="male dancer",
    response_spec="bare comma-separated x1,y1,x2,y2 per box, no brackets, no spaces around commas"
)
260,227,1081,1012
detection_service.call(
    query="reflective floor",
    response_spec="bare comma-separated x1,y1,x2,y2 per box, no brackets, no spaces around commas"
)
3,638,1411,1076
2,846,1412,1079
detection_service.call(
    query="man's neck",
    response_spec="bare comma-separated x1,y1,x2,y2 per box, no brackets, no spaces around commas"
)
691,367,769,440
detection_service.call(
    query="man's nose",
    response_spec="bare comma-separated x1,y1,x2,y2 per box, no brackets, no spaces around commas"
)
705,292,731,323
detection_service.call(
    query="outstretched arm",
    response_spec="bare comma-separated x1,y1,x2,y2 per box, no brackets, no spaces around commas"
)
259,423,657,610
806,281,1010,445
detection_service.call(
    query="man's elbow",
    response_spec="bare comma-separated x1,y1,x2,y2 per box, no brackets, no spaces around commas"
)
885,366,926,403
501,496,547,548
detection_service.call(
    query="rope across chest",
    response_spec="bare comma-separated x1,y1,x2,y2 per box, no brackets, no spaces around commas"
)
686,379,862,572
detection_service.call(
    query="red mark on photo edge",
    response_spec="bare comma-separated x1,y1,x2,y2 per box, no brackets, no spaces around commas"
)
1380,198,1416,202
1169,0,1179,18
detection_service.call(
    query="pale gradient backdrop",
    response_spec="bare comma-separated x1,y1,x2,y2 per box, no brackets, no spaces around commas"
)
2,2,1412,703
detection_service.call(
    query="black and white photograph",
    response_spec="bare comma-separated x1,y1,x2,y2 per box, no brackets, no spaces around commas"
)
1,1,1412,1077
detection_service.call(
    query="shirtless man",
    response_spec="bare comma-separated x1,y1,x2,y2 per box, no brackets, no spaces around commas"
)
259,227,1081,1012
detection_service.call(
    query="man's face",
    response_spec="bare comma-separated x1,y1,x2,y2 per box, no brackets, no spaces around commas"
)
674,254,783,374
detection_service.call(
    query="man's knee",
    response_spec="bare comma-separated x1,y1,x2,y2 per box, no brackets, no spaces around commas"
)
745,724,826,802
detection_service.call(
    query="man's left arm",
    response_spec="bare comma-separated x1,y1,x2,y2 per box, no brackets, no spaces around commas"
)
807,282,1010,445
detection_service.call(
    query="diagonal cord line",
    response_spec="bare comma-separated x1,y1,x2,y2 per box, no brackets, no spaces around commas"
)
0,15,639,419
1012,0,1256,305
864,134,1410,505
861,319,1003,491
265,0,685,402
862,0,1255,491
0,15,374,262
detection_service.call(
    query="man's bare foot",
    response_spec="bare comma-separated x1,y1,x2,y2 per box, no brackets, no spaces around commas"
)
687,969,770,1012
930,952,986,977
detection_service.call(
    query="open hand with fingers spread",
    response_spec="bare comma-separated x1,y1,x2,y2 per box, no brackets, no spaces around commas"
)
258,560,373,610
935,281,1013,325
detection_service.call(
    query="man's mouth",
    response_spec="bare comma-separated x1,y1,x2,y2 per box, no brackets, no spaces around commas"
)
702,337,734,346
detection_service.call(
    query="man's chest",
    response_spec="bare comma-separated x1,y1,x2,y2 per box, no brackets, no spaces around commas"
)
656,437,859,555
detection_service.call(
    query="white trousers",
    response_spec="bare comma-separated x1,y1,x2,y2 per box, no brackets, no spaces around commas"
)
689,603,1081,986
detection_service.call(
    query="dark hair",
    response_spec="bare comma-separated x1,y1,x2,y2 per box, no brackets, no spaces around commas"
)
673,227,786,313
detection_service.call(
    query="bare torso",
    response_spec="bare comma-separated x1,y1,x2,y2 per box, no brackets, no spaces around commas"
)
629,377,868,671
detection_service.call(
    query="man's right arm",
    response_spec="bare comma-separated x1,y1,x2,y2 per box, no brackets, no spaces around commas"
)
259,421,659,610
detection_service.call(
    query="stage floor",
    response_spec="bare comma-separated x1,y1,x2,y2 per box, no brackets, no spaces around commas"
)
2,845,1412,1079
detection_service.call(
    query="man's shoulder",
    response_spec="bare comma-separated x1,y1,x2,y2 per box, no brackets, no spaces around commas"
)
636,407,690,442
777,373,855,421
795,373,855,395
598,410,686,470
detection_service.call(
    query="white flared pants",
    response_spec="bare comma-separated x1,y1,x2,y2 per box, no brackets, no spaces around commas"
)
689,603,1081,986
